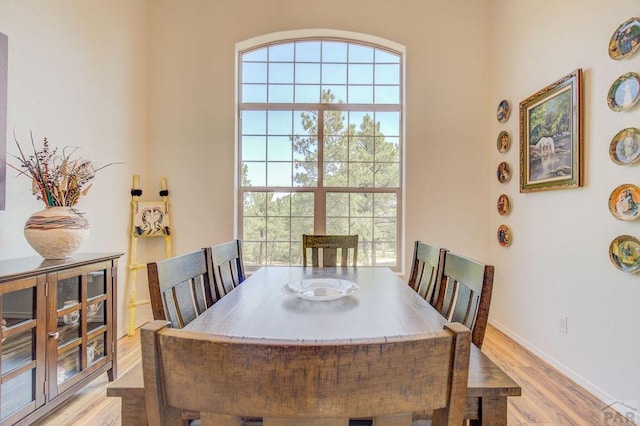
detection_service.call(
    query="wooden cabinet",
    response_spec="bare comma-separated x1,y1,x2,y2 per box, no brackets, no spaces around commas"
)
0,253,121,425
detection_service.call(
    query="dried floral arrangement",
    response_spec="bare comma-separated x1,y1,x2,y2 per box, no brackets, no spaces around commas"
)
9,132,119,208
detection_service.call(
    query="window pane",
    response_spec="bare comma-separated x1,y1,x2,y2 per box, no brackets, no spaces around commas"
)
375,112,400,136
243,192,266,216
269,63,294,84
326,217,349,234
293,161,317,187
376,136,400,162
267,217,290,240
291,192,314,216
268,110,292,134
374,64,399,85
292,136,317,161
243,162,266,186
267,162,292,186
349,64,373,85
269,85,293,103
322,41,347,62
243,48,267,61
266,242,293,265
349,162,374,187
374,193,397,217
375,49,399,63
267,192,290,215
350,193,373,217
242,84,267,103
350,137,374,161
324,162,348,187
374,163,400,187
322,86,347,103
326,193,349,217
243,216,266,240
294,110,317,136
295,85,320,103
375,86,400,104
322,64,347,84
267,136,291,161
242,136,266,161
242,110,266,134
324,111,347,136
291,217,314,240
349,44,374,62
243,62,267,83
269,43,294,62
295,63,320,84
349,86,373,103
296,41,321,62
324,135,348,162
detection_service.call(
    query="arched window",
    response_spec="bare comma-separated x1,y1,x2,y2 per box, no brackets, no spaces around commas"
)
237,32,403,269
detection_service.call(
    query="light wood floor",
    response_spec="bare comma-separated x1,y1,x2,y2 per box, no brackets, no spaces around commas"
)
33,324,616,426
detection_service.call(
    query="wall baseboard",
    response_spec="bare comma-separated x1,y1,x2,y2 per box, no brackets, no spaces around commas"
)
488,319,638,424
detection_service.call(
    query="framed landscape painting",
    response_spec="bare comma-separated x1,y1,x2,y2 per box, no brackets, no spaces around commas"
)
519,69,583,193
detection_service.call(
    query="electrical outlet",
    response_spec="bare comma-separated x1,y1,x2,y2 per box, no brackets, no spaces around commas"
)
558,314,568,333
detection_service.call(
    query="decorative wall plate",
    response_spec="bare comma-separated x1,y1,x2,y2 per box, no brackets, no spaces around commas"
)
608,184,640,221
607,72,640,111
497,99,510,123
610,128,640,165
497,194,510,216
497,130,511,153
609,235,640,273
497,225,511,247
609,17,640,60
497,161,511,183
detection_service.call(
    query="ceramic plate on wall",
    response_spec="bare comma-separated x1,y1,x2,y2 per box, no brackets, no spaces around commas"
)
609,17,640,60
608,183,640,221
610,127,640,165
497,161,511,183
609,235,640,273
497,224,511,247
497,194,510,216
607,72,640,111
497,99,510,123
497,130,511,153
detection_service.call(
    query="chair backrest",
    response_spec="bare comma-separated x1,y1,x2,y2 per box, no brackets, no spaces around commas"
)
210,239,246,298
302,234,358,267
141,320,471,426
435,252,494,348
146,248,217,329
408,241,447,304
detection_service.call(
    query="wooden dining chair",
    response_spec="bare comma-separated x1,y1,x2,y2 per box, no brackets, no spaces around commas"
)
210,239,246,298
407,241,447,305
146,248,217,329
434,251,494,349
141,320,471,426
302,234,358,267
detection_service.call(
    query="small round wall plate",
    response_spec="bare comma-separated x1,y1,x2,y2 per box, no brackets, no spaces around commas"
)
497,99,510,123
610,127,640,165
608,184,640,221
607,72,640,111
497,161,511,183
609,17,640,60
609,235,640,273
497,225,511,247
497,194,510,216
497,130,511,153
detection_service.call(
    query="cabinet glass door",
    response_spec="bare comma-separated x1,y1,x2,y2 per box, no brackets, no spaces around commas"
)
1,286,41,421
51,266,109,397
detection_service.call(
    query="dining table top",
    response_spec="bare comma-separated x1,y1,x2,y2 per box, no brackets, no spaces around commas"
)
186,266,449,343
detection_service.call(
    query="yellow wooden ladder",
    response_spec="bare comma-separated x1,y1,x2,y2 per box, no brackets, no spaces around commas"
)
126,175,172,336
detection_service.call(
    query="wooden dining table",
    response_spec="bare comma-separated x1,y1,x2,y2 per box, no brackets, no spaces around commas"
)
108,266,520,425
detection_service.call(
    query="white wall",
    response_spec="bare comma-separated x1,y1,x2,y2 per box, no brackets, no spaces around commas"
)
0,1,149,336
488,0,640,410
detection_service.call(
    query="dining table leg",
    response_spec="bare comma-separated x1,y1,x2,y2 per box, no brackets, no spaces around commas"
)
469,396,508,426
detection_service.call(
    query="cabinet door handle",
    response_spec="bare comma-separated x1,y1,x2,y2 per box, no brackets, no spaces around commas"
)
48,332,60,339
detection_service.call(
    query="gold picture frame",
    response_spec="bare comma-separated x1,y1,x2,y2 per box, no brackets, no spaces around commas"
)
519,69,583,193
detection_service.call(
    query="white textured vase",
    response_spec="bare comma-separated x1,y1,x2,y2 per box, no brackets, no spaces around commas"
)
24,207,90,259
